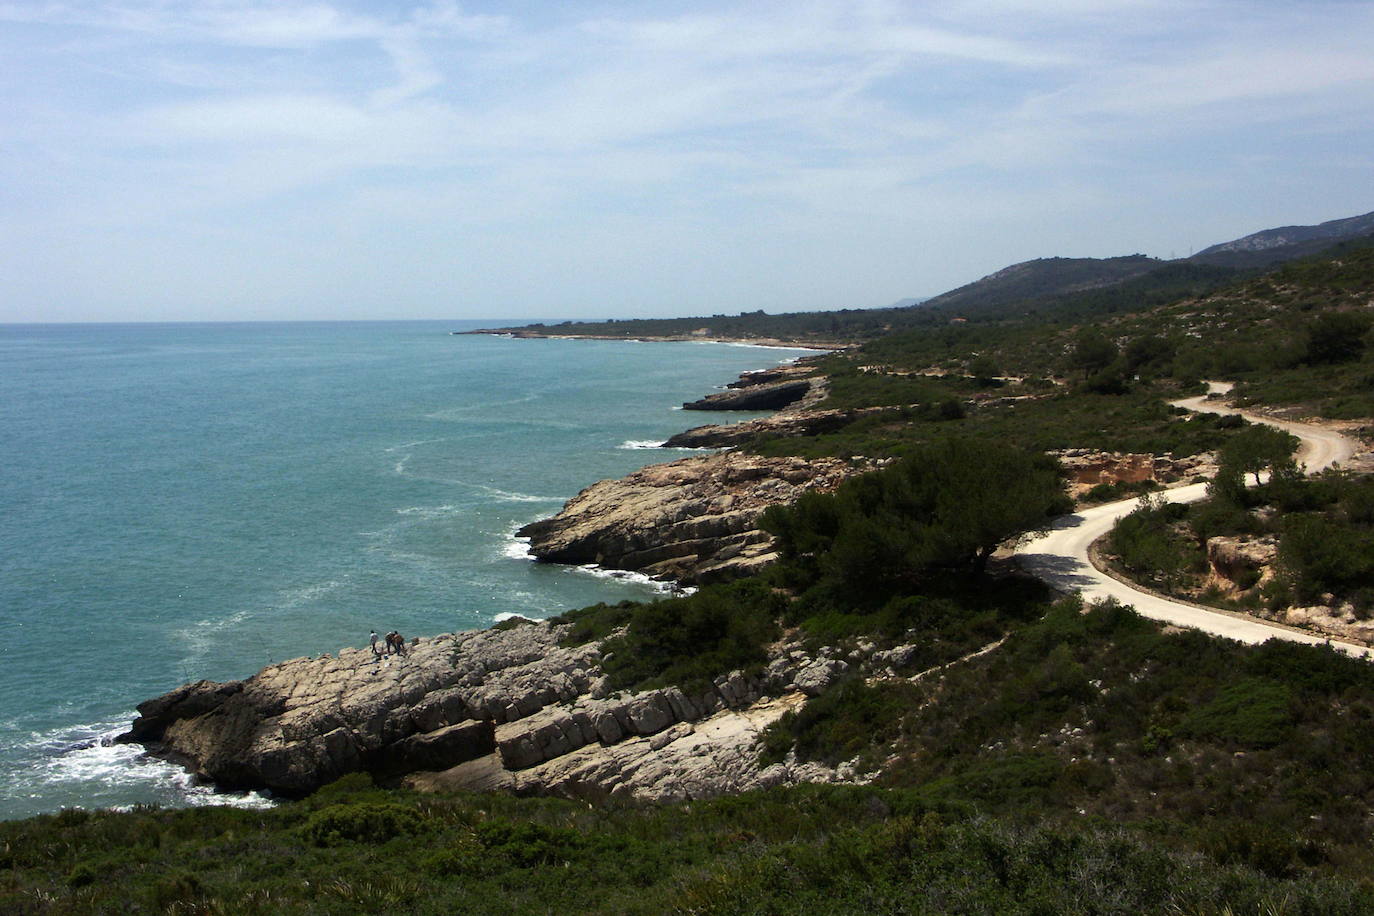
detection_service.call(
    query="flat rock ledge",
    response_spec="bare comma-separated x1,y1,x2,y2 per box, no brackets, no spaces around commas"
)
664,407,886,449
517,452,867,584
120,621,881,803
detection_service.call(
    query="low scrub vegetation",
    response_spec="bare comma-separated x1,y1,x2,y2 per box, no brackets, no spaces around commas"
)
5,774,1371,915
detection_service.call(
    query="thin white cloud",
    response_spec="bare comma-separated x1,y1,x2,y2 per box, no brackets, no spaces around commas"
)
2,0,1372,321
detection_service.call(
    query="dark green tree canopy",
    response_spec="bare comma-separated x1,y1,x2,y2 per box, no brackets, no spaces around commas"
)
1068,329,1119,379
1217,423,1300,488
762,440,1070,603
1305,311,1371,364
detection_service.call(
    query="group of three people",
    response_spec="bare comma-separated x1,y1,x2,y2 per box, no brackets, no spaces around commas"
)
369,629,407,657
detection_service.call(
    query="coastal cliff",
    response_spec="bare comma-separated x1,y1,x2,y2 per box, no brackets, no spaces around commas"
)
517,452,866,583
120,619,885,802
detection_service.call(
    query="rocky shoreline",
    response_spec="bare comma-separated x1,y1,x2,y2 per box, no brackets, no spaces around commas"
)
119,617,906,803
123,360,876,802
517,451,868,584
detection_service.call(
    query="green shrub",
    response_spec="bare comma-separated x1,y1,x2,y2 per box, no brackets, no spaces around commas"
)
475,820,585,868
1109,495,1192,589
763,677,920,766
551,600,638,645
300,801,425,846
1180,678,1294,748
600,578,783,692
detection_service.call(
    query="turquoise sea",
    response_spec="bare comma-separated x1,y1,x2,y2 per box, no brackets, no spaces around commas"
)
0,320,811,820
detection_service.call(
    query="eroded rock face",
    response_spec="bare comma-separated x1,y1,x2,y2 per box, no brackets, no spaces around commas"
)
121,619,883,802
120,624,594,795
1054,449,1218,500
682,379,815,411
726,365,815,389
516,452,866,583
1207,535,1278,584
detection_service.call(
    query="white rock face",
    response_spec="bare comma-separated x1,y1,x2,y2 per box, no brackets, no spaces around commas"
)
122,620,875,802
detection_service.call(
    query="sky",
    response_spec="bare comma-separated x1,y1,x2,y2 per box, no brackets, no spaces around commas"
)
2,1,1372,323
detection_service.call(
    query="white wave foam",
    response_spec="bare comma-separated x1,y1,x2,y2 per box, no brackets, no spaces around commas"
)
618,439,666,450
492,612,536,624
686,340,828,353
175,607,255,660
18,720,275,813
502,533,534,561
568,563,689,595
396,503,465,519
383,438,451,454
476,485,562,504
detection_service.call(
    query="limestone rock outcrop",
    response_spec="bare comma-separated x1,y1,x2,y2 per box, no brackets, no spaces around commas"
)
726,365,816,389
1206,535,1278,586
682,379,815,411
123,620,881,802
516,452,866,583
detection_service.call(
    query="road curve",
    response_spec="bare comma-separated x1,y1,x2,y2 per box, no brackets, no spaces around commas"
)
1014,383,1372,660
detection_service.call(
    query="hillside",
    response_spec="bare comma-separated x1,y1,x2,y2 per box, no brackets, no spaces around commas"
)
1192,209,1374,267
917,254,1162,313
473,209,1374,343
13,218,1374,915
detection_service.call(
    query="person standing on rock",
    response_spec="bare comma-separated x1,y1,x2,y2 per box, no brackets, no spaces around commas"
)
370,630,381,657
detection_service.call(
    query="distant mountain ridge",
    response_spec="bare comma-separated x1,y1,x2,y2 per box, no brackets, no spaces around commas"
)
919,255,1161,315
912,209,1374,319
1196,210,1374,256
479,208,1374,342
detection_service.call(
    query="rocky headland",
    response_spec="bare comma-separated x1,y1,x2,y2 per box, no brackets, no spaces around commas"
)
120,618,909,803
516,451,868,584
680,365,826,412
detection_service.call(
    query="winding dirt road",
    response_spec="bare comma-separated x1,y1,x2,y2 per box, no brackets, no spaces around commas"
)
1014,383,1372,660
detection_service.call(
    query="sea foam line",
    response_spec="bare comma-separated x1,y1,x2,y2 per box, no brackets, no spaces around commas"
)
15,719,275,813
570,563,695,596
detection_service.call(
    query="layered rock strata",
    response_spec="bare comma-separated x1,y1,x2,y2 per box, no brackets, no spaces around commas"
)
726,365,816,388
516,452,866,583
123,620,887,802
663,407,882,449
682,379,816,411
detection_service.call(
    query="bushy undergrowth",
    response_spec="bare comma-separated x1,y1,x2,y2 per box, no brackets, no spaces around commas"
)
1106,469,1374,613
830,599,1374,877
4,778,1371,915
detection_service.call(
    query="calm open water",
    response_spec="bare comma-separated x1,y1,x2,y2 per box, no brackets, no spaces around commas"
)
0,320,809,819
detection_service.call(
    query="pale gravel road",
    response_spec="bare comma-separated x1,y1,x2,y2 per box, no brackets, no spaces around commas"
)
1014,382,1372,660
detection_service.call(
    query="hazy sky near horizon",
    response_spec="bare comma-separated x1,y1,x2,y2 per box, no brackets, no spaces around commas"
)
3,1,1372,323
